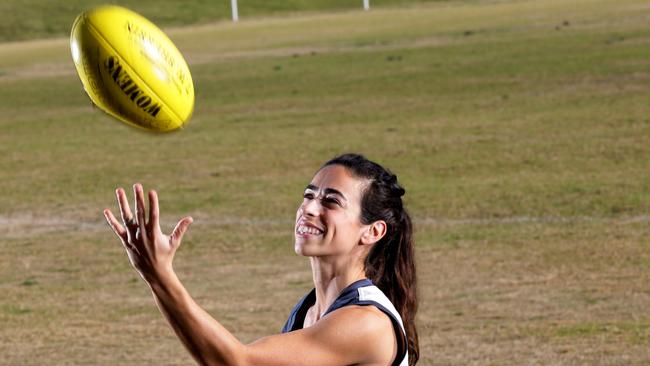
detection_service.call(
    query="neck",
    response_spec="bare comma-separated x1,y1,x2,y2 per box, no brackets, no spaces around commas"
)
309,256,367,320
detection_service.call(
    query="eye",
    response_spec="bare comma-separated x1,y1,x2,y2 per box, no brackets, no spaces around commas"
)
323,196,340,206
303,192,314,200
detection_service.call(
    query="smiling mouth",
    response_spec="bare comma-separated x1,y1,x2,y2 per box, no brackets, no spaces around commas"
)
296,224,325,236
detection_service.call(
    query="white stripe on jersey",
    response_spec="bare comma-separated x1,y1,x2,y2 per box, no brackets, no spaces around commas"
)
357,285,409,366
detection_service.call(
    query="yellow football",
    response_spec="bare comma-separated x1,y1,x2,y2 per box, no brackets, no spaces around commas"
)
70,5,194,132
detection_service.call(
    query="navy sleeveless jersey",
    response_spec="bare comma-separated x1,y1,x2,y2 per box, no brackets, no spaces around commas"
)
281,279,408,366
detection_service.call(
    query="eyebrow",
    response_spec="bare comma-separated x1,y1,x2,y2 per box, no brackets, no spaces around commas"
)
305,184,348,201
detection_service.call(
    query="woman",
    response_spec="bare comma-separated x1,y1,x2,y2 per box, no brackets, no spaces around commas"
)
104,153,419,366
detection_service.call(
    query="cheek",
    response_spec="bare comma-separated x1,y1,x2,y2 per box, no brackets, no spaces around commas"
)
329,214,361,242
295,203,304,220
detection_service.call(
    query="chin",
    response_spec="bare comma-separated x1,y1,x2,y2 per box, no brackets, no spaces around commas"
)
294,241,310,256
294,239,322,257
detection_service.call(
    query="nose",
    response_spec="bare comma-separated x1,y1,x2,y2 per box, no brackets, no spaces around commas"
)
300,197,322,218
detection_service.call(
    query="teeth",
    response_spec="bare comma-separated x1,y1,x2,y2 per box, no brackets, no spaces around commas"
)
297,225,323,235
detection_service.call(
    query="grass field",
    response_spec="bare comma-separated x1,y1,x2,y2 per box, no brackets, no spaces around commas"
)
1,0,650,364
0,0,442,43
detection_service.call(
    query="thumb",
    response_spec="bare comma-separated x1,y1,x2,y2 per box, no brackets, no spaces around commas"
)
170,216,193,248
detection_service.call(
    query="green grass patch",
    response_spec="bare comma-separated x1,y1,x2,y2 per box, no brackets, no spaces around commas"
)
1,304,32,315
555,323,613,338
20,278,38,286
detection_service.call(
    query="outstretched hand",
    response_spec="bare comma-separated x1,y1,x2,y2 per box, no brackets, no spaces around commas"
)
103,183,193,284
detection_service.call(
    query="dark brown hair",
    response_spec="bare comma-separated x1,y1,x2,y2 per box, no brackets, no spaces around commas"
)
323,153,419,365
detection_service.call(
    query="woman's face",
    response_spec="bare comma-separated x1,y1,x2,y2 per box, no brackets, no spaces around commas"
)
294,165,368,257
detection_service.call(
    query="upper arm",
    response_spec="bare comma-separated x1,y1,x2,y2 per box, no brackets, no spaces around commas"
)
243,306,397,366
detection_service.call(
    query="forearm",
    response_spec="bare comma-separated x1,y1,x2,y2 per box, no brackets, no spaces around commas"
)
149,271,246,366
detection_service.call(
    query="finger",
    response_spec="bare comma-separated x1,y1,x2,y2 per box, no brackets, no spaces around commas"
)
171,216,193,249
148,190,160,231
116,187,134,225
134,183,147,237
104,209,127,242
105,209,141,255
118,187,138,243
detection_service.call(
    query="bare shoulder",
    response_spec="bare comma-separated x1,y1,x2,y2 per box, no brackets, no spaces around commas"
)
317,305,398,365
326,305,395,334
245,305,398,366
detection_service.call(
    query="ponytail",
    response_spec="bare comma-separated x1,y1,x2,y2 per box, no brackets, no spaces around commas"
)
323,154,419,365
365,203,419,365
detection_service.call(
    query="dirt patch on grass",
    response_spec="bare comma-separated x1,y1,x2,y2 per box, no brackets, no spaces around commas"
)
0,62,75,82
0,35,451,82
3,213,649,238
184,36,452,64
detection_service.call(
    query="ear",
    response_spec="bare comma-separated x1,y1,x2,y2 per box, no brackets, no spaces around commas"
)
360,220,387,246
